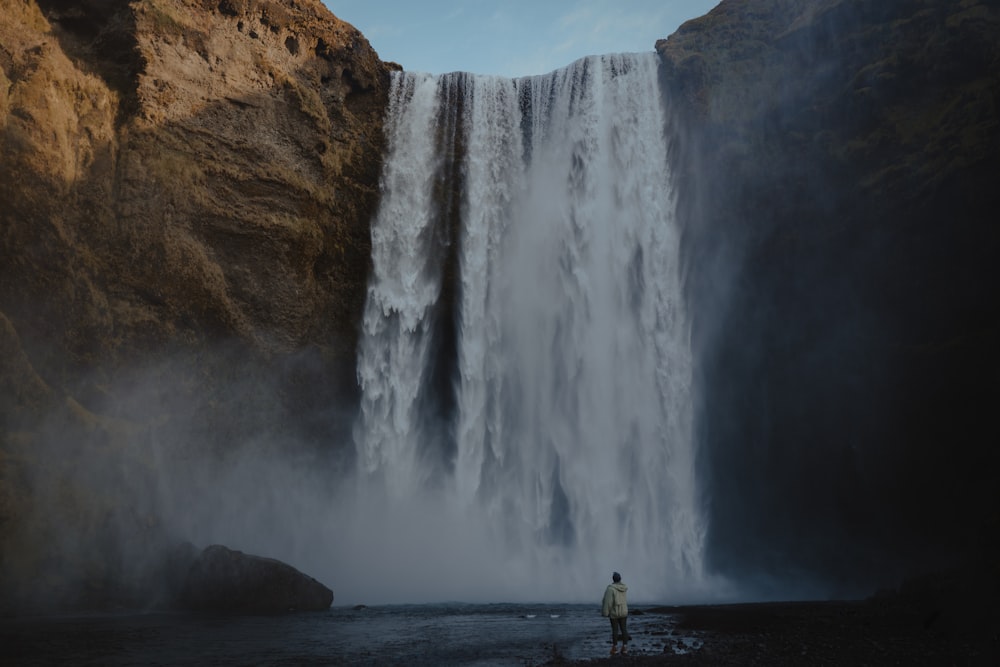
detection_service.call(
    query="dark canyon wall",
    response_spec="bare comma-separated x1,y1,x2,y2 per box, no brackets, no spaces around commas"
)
658,0,1000,594
0,0,392,609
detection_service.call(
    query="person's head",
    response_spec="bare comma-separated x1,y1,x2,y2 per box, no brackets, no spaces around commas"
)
612,572,621,583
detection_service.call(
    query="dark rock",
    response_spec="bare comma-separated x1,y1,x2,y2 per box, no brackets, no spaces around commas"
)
179,544,333,613
657,0,1000,595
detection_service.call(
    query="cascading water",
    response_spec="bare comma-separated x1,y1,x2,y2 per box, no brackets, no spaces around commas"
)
345,52,705,603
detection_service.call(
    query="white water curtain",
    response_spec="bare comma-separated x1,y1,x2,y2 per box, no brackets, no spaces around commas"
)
349,53,704,603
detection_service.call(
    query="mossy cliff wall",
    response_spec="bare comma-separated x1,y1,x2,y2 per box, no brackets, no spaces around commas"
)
658,0,1000,591
0,0,392,609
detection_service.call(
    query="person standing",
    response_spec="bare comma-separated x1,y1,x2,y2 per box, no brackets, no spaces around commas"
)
601,571,630,655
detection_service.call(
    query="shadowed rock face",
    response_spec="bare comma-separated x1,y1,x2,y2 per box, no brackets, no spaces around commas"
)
658,0,1000,594
180,544,333,613
0,0,391,611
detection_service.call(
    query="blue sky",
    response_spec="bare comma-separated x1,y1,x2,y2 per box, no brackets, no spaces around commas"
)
322,1,720,77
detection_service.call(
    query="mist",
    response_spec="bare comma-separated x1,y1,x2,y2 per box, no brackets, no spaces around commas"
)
8,0,997,614
345,54,721,605
6,52,724,609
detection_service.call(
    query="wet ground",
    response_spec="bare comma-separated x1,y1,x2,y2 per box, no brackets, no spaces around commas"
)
2,594,996,665
0,602,693,666
570,598,998,666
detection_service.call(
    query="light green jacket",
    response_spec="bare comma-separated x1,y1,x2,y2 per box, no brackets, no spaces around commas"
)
601,582,628,618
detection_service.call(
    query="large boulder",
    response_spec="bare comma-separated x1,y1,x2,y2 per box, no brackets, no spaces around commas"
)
180,544,333,613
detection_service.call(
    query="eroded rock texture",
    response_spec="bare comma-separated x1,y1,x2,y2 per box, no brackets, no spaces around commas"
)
0,0,391,610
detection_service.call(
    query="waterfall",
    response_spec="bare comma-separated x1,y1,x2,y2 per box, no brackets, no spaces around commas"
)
346,52,704,603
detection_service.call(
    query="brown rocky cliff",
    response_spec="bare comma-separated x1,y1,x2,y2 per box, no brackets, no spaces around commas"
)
2,0,391,385
0,0,393,609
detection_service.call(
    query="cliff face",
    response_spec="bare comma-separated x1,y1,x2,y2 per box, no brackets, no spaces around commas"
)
2,0,390,387
658,0,1000,592
0,0,392,609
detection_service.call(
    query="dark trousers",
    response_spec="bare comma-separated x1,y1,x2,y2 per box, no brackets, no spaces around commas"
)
610,616,630,643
